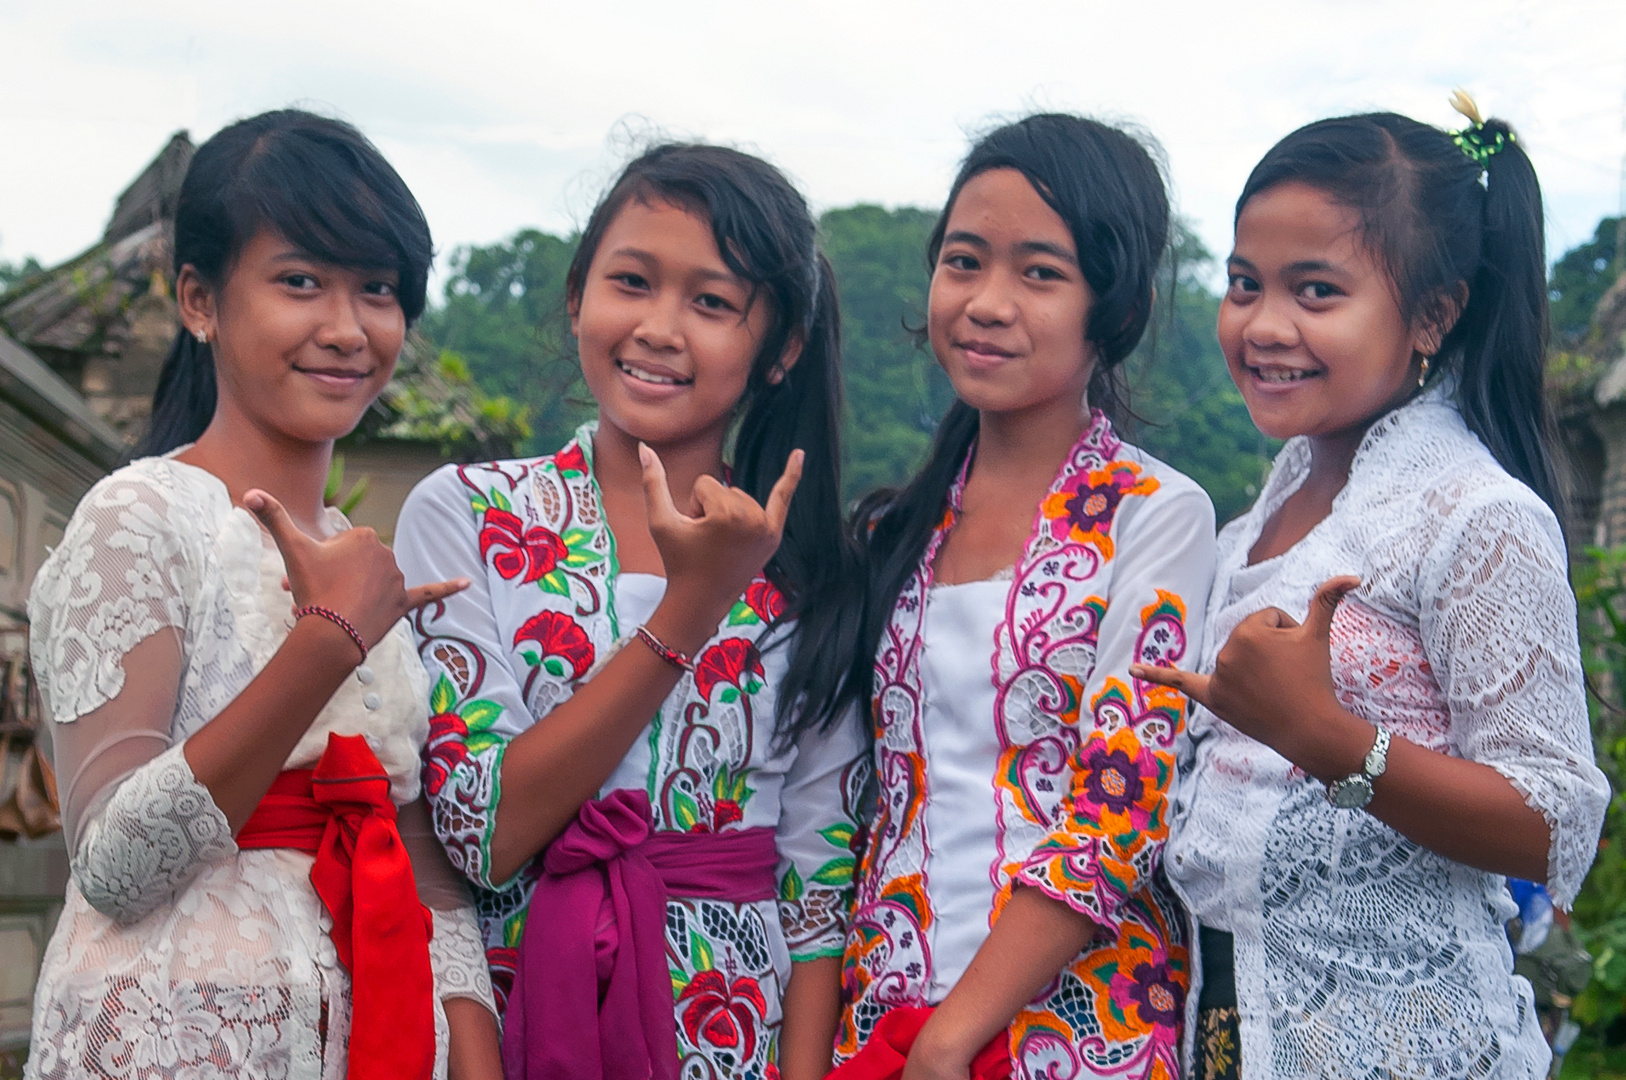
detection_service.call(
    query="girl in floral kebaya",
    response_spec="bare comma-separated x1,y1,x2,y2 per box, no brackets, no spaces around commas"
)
835,114,1215,1080
394,144,867,1080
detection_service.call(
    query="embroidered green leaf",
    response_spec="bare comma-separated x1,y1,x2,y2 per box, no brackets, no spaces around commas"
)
520,650,540,666
671,789,700,831
689,929,714,972
538,569,571,597
430,674,457,716
819,822,856,850
712,767,731,801
504,912,528,948
719,687,739,704
489,488,512,513
543,657,566,677
811,856,856,886
470,495,489,514
460,699,503,731
671,968,689,995
726,600,759,626
561,528,604,567
743,679,763,696
779,865,804,901
466,732,504,755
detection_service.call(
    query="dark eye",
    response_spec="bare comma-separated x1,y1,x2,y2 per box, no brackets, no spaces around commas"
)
1225,273,1259,297
363,280,398,298
283,273,319,290
941,253,979,272
1298,281,1341,301
695,292,736,313
610,272,649,291
1027,264,1066,282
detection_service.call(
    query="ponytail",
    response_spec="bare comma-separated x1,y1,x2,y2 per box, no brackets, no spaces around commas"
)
1237,109,1561,518
1452,123,1559,512
139,332,216,456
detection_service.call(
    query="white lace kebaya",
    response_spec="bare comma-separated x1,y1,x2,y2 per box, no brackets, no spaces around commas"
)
25,455,494,1080
1165,387,1609,1080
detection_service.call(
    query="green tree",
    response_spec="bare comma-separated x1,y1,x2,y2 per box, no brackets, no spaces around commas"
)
418,229,587,454
0,254,41,293
1551,216,1623,347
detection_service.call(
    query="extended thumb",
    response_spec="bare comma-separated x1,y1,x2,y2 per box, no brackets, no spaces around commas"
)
1305,575,1361,639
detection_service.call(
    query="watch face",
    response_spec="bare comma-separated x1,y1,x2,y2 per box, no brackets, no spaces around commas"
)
1328,776,1374,809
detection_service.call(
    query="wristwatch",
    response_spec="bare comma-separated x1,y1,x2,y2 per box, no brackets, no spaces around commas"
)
1325,727,1390,809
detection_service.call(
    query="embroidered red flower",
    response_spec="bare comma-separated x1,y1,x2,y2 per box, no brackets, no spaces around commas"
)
677,970,768,1061
479,508,568,584
487,946,519,1014
694,639,765,702
422,711,469,796
743,578,786,622
513,612,594,680
554,442,589,478
712,799,744,830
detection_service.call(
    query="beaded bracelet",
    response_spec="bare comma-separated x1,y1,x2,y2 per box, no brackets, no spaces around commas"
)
294,604,368,663
635,625,694,673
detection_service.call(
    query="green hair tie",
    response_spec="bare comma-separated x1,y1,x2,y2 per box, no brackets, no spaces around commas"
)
1448,88,1513,167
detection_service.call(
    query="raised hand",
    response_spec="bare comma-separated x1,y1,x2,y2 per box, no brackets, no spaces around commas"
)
639,444,803,629
244,489,469,650
1131,575,1361,763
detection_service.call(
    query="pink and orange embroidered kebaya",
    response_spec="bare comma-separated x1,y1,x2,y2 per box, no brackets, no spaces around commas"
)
839,411,1216,1080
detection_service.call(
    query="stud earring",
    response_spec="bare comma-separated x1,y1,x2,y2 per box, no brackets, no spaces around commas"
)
195,329,208,345
1418,356,1430,389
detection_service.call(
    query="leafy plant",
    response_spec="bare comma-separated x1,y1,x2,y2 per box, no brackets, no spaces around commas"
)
323,454,370,517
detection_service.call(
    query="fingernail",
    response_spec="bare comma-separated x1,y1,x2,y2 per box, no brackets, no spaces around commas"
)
638,443,653,466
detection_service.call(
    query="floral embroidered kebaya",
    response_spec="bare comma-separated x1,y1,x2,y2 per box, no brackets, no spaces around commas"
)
396,423,868,1077
839,411,1216,1080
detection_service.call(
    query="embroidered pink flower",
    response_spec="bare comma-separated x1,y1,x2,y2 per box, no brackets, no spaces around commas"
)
1039,461,1159,559
479,507,568,584
1071,727,1163,836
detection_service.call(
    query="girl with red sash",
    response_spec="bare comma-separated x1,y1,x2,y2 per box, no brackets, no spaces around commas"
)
836,115,1216,1080
395,145,867,1080
25,111,500,1080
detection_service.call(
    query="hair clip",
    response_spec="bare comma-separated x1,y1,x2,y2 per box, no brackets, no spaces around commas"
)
1448,88,1513,167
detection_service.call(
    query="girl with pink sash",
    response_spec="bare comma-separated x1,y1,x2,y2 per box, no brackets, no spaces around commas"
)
396,144,867,1080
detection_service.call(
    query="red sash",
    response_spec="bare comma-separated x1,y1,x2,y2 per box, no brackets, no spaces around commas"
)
238,733,435,1080
828,1007,1012,1080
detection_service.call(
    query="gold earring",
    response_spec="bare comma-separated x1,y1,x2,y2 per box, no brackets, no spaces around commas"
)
1418,356,1429,389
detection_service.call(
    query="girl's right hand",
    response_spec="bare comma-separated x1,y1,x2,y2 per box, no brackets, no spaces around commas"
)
244,489,470,649
639,444,803,629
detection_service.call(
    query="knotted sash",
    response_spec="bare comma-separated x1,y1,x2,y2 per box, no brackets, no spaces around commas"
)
503,788,779,1080
238,733,435,1080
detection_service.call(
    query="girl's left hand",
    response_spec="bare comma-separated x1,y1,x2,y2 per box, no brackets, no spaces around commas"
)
901,1040,972,1080
1131,575,1360,768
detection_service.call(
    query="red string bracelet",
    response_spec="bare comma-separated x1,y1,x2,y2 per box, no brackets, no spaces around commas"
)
294,605,367,663
635,625,694,673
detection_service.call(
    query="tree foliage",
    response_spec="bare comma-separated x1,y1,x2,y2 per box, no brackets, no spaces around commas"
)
1551,216,1623,348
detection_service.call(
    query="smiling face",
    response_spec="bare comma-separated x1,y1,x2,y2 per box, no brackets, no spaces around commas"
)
928,167,1095,424
181,228,404,445
1219,181,1432,447
571,197,775,454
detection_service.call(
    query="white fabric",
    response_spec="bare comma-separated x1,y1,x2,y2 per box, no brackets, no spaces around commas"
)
25,455,495,1080
1166,387,1609,1080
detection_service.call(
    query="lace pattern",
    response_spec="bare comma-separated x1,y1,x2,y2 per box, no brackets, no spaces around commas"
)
1166,389,1607,1080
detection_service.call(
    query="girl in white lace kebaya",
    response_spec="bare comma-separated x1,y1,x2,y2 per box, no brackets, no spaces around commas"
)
1134,98,1611,1079
24,111,501,1080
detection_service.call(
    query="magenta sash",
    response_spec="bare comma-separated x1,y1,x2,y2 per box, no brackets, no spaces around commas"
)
502,788,780,1080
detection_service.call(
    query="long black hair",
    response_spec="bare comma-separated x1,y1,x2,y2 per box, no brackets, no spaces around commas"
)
138,109,433,457
565,143,859,744
1235,111,1559,513
854,113,1172,720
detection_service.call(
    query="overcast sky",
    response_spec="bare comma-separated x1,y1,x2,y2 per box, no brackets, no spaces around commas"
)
2,0,1623,290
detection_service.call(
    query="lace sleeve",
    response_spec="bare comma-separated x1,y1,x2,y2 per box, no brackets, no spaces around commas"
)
1420,488,1610,907
396,467,534,892
399,796,497,1012
775,706,870,961
1017,482,1215,931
